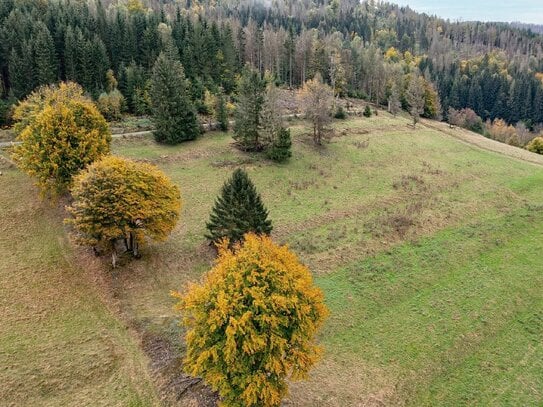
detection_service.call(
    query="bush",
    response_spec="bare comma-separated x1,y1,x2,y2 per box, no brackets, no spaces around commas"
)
66,156,181,267
334,105,347,119
448,107,484,134
526,136,543,154
363,105,372,117
174,233,328,407
265,127,292,163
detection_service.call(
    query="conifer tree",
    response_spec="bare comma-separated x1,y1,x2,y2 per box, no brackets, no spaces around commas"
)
266,127,292,163
233,66,266,151
206,168,272,244
150,52,200,144
33,23,57,86
215,87,228,131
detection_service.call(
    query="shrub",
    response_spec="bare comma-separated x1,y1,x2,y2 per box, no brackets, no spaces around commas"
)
66,156,181,267
174,233,328,407
206,168,272,245
448,107,484,134
526,136,543,154
334,105,347,119
363,105,372,117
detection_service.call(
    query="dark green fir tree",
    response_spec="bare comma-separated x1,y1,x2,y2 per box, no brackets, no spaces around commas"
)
206,168,272,244
150,52,200,144
266,127,292,163
233,66,266,151
215,87,228,132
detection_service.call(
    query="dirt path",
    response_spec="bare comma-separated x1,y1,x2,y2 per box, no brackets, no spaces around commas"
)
421,119,543,167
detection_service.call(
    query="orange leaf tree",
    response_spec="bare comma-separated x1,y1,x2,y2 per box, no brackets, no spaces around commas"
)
66,156,181,266
174,233,328,407
12,82,110,197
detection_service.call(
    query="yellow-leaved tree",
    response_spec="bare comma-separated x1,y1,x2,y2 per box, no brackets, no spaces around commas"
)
66,156,181,267
174,233,328,407
12,82,111,197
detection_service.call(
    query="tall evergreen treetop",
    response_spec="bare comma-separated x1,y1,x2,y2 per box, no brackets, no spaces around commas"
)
150,52,200,144
206,168,272,244
233,66,266,151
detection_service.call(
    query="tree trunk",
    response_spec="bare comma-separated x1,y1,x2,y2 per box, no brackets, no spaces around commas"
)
130,231,140,259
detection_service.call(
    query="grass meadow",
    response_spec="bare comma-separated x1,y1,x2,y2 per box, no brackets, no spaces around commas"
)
1,112,542,405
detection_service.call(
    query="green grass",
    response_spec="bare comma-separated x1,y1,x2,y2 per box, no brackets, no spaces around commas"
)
2,111,542,405
0,170,160,406
111,114,543,405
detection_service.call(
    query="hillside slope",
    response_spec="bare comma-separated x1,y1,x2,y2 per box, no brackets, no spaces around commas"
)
0,169,160,406
1,112,542,406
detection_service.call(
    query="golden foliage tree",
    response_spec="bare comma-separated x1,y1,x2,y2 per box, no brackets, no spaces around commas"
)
526,136,543,154
174,233,328,407
486,118,519,146
12,83,110,197
66,156,181,267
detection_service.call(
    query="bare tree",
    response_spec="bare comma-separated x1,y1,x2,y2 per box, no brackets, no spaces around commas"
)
298,73,334,145
406,73,425,127
388,83,401,117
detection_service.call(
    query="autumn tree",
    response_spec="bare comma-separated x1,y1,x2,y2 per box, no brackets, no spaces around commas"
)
423,81,442,120
97,89,125,121
174,233,328,407
233,66,266,150
388,83,402,117
262,82,292,162
527,136,543,154
66,156,181,267
12,83,110,197
405,73,425,127
448,107,484,133
206,168,272,245
150,52,200,144
486,118,519,146
298,74,334,145
203,89,217,127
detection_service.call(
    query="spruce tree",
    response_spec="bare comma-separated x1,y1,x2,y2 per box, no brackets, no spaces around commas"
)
206,168,272,244
33,23,57,86
233,67,266,151
150,52,200,144
266,127,292,163
215,87,228,131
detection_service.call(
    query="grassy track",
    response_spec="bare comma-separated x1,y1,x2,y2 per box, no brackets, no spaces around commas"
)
0,170,160,406
1,111,542,405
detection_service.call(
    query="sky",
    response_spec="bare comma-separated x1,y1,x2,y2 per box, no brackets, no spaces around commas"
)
393,1,543,24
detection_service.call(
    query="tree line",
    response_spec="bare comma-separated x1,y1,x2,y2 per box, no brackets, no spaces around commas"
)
1,0,543,128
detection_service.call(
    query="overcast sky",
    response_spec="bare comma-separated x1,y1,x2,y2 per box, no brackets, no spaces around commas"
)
393,1,543,24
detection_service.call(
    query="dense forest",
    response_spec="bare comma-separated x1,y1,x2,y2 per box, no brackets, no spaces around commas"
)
1,0,543,128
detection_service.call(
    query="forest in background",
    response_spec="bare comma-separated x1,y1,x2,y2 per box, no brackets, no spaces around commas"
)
1,0,543,130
